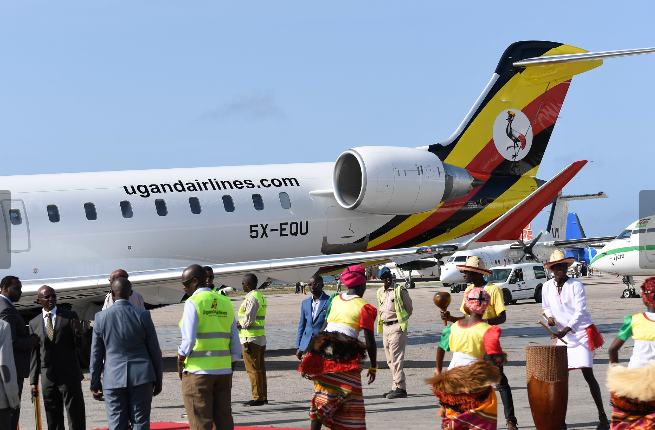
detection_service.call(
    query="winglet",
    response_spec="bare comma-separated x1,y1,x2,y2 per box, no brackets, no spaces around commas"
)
459,160,587,249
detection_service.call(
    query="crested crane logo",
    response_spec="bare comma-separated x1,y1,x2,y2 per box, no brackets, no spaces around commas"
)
492,109,533,162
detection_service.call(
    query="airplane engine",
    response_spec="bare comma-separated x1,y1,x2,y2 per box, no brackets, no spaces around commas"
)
333,146,482,215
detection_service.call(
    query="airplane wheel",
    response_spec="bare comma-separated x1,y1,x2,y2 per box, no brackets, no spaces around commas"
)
408,281,416,289
534,284,543,303
503,289,512,306
622,289,632,299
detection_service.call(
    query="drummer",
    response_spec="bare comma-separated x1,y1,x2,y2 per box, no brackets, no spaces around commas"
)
440,256,517,430
542,250,610,429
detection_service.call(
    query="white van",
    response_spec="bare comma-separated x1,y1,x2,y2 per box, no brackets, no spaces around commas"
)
484,263,549,305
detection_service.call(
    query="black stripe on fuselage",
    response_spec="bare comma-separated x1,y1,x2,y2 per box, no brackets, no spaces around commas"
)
385,175,522,249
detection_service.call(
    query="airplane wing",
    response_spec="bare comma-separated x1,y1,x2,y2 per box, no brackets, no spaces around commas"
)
541,236,617,248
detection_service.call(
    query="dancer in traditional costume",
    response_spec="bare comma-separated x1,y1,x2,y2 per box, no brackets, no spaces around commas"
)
542,250,610,430
428,287,506,429
298,265,378,430
607,277,655,429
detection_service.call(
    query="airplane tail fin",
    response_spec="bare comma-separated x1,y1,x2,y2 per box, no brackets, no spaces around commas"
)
428,41,602,177
546,191,607,240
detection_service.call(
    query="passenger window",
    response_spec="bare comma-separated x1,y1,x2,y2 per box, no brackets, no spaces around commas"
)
222,195,235,212
84,202,97,221
189,197,201,214
515,269,524,282
533,266,546,279
155,199,167,216
9,209,22,226
279,192,291,209
120,201,133,218
47,205,60,223
252,194,264,211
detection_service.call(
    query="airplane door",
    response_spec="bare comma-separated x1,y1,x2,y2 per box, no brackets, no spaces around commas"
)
645,217,655,264
1,200,31,252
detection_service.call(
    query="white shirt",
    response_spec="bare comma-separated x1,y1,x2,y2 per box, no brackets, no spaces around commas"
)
178,288,242,375
311,297,321,320
542,278,594,346
42,306,57,334
103,290,145,310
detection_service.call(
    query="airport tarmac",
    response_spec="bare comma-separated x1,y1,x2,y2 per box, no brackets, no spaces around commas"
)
18,274,649,429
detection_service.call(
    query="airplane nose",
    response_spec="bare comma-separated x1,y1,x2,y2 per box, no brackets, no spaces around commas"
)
590,253,608,271
440,266,464,283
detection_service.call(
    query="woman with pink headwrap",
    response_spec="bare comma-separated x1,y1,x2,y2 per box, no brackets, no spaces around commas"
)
298,265,378,430
607,277,655,428
427,287,506,429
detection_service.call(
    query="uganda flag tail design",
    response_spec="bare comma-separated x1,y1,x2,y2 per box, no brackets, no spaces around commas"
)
429,41,601,178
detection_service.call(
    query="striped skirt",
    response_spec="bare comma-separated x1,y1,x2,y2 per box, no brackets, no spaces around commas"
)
308,363,366,430
438,387,498,430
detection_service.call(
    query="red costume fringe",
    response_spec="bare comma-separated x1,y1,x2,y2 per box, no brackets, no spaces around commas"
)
298,352,362,375
433,386,492,412
587,324,604,351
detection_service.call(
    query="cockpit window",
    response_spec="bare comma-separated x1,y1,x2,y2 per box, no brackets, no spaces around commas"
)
448,257,455,263
616,229,632,239
454,256,467,262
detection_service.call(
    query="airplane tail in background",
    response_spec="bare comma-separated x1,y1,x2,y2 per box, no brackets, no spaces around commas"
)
546,191,607,241
428,41,602,177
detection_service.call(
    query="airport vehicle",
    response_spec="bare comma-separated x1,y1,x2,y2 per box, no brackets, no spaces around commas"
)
1,41,654,325
485,263,549,305
590,216,655,297
440,192,613,292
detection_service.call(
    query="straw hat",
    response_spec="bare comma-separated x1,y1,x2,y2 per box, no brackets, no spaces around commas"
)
457,256,492,275
543,250,576,269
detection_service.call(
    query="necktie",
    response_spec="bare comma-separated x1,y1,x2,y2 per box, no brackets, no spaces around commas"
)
46,312,54,341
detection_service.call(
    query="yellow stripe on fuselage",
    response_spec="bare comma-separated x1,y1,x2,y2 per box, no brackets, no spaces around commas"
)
367,204,442,249
415,175,539,246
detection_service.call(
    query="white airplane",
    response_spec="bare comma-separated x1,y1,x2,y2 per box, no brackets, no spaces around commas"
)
590,216,655,297
439,192,614,290
1,41,654,326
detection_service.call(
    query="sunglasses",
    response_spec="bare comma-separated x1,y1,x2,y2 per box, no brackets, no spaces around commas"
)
182,278,196,287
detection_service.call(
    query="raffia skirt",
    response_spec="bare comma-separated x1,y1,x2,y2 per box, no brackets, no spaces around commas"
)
298,332,368,430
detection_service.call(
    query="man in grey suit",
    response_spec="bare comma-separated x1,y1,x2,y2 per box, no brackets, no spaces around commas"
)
90,277,163,430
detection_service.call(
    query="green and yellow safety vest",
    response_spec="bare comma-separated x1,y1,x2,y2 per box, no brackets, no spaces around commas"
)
238,290,267,338
179,290,235,371
376,284,409,333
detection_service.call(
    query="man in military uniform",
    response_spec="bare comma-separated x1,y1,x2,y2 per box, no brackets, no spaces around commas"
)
376,267,413,399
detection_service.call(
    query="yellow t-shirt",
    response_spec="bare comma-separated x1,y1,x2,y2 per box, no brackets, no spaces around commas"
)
459,283,506,320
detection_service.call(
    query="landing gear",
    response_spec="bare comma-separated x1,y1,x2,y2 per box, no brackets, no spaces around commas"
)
621,276,640,298
398,269,416,289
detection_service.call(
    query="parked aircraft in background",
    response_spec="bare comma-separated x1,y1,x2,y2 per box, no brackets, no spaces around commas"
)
1,42,653,327
591,216,655,297
439,192,613,291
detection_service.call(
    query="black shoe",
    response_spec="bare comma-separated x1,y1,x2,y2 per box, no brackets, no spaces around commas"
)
386,389,407,399
264,400,269,404
382,390,394,398
243,400,266,406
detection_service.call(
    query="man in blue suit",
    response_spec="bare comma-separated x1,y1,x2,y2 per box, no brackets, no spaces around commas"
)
295,275,330,360
90,277,163,430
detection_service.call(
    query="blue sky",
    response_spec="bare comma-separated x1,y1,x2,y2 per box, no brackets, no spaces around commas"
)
2,1,654,238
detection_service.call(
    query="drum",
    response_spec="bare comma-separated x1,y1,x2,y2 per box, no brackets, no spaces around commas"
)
526,345,568,430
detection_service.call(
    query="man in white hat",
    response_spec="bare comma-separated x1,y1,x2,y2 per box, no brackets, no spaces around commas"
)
542,250,609,429
440,256,517,430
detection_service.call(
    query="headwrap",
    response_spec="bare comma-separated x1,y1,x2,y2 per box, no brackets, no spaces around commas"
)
378,266,392,279
341,265,367,288
641,277,655,308
465,287,491,315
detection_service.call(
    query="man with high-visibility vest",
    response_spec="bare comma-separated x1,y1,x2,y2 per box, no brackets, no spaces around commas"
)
178,264,241,430
376,266,413,399
237,273,268,406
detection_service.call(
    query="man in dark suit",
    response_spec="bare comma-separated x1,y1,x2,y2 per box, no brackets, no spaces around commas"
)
29,285,86,430
295,275,330,360
0,276,39,430
90,277,163,430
